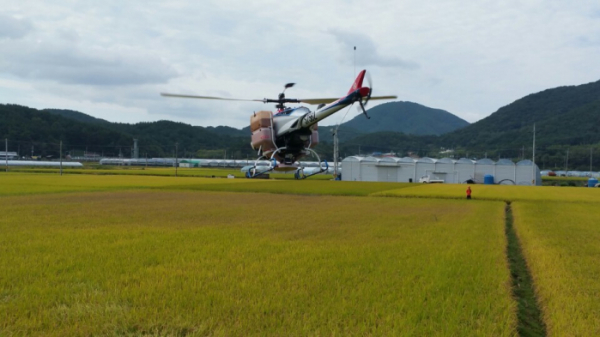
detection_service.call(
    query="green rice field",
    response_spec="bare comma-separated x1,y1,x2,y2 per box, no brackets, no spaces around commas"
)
1,170,598,335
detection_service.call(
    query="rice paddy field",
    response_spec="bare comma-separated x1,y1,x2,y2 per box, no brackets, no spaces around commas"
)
1,170,599,335
512,202,600,336
6,166,332,180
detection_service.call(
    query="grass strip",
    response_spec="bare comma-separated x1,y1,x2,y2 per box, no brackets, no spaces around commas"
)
505,202,546,336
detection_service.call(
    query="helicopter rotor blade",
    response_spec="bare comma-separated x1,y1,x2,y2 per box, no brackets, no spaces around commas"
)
161,93,265,103
358,100,371,119
366,95,397,101
356,71,373,114
364,71,373,106
298,98,340,105
300,94,397,106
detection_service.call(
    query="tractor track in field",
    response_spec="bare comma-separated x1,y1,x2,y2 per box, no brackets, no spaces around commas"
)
505,202,547,337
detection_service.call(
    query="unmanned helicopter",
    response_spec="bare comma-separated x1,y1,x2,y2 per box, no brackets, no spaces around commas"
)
161,69,397,179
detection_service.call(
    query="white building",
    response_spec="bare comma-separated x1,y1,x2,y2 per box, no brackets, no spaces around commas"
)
4,160,83,168
0,151,18,160
341,156,542,185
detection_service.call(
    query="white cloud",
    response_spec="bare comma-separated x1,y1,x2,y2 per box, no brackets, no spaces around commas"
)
0,39,177,86
1,0,600,129
0,14,33,39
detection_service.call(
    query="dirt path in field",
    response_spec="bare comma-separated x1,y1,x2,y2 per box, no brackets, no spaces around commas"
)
505,202,547,337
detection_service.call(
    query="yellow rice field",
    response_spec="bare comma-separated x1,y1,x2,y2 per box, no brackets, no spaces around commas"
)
3,171,599,335
0,173,410,197
512,202,600,336
0,173,264,196
0,174,515,336
374,183,600,203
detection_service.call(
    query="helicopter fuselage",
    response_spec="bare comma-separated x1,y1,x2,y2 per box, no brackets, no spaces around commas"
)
265,87,370,165
273,88,367,137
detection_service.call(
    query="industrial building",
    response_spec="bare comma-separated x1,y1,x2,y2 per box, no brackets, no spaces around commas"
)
0,151,18,160
342,156,542,185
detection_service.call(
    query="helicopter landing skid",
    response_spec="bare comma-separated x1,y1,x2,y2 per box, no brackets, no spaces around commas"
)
294,148,329,180
245,157,278,178
246,147,289,178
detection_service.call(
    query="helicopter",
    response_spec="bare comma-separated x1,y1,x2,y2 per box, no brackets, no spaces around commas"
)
161,69,397,179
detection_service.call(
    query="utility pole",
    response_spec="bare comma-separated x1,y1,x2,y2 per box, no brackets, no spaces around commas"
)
532,123,536,185
133,139,139,159
5,138,8,172
60,141,63,176
175,142,178,177
565,148,569,173
591,147,593,174
332,128,340,178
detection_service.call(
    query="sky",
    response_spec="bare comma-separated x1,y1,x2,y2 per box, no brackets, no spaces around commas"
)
2,0,600,129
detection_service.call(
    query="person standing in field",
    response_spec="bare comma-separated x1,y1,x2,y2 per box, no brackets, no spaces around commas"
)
466,186,472,199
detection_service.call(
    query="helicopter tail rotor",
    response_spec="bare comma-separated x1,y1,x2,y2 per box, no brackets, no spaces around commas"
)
356,70,373,119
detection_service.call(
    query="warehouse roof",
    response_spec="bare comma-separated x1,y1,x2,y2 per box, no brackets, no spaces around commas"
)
476,158,495,165
342,156,533,166
437,158,456,164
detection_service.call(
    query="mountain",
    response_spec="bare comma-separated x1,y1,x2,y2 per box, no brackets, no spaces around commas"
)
44,101,467,143
206,126,247,137
45,109,110,125
341,101,469,135
337,131,437,157
1,104,134,157
318,101,468,143
0,104,254,158
4,77,600,170
442,79,600,150
318,126,364,143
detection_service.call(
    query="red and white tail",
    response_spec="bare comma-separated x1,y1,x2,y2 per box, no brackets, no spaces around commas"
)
347,70,366,95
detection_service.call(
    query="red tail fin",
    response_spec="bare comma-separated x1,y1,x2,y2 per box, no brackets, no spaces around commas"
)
347,70,366,95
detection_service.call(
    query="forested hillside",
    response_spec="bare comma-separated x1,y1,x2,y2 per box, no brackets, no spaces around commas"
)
438,79,600,169
1,104,255,158
443,79,600,149
3,75,600,170
341,101,469,135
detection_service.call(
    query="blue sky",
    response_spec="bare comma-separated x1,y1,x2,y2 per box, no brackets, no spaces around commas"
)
2,0,600,128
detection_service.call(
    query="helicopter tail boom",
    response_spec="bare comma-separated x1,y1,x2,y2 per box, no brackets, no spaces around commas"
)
300,70,372,128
